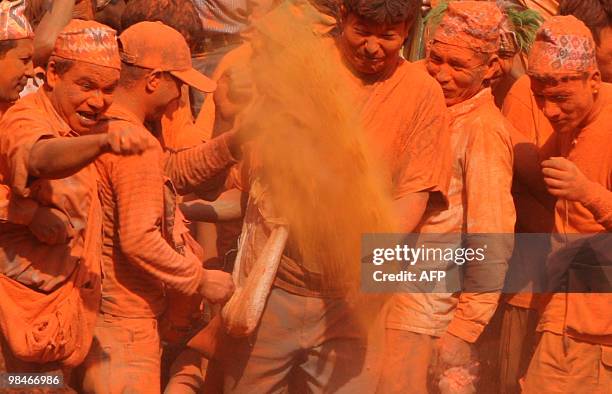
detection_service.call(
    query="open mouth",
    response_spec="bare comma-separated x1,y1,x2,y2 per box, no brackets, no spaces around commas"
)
77,111,99,125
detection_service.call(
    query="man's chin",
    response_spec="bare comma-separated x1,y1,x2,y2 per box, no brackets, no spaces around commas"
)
70,119,99,134
552,122,574,134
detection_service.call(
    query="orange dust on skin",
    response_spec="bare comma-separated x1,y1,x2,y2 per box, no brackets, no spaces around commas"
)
0,38,34,104
73,0,96,20
530,72,602,135
146,72,183,123
596,26,612,83
426,41,499,107
45,59,120,135
337,12,409,80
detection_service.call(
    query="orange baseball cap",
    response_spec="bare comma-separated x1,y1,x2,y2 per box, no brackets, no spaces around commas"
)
119,22,216,93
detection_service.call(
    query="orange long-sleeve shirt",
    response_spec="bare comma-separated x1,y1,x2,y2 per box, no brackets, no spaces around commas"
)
537,104,612,345
502,76,612,309
388,88,516,343
95,103,237,318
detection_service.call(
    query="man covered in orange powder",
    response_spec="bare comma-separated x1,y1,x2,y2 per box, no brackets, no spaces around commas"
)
500,5,612,391
380,2,516,393
0,0,39,229
0,0,34,118
77,21,244,394
514,16,612,393
0,19,149,385
203,0,451,392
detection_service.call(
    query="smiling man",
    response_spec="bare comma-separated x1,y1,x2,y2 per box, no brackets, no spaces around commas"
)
206,1,451,392
381,2,516,393
0,19,149,385
0,0,34,118
336,0,450,234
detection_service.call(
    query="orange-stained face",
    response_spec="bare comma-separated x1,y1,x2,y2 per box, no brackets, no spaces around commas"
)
338,13,409,78
0,38,34,103
46,60,119,134
530,72,601,134
426,41,497,107
147,71,183,122
596,26,612,83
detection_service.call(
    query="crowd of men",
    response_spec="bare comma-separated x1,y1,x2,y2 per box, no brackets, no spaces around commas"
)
0,0,610,393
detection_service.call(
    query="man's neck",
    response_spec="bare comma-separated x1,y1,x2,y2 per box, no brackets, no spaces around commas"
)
113,87,147,124
0,101,11,119
579,92,605,133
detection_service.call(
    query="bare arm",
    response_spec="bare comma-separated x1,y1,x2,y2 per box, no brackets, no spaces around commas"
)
180,189,243,222
33,0,74,67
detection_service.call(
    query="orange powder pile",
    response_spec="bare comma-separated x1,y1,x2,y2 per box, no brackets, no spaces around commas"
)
241,6,397,289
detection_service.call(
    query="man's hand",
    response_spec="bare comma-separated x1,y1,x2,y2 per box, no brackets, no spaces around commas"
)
435,332,477,371
103,128,152,156
199,269,235,305
29,206,75,245
542,157,591,203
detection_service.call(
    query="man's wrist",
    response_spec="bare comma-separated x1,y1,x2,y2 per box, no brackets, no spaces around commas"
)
98,134,110,153
578,180,601,205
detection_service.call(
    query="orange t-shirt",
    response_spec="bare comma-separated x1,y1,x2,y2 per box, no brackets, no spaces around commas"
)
237,53,450,298
95,103,237,318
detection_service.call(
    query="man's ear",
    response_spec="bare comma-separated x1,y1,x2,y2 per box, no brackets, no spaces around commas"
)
483,53,502,83
145,69,163,93
45,60,59,89
588,70,602,94
339,4,348,25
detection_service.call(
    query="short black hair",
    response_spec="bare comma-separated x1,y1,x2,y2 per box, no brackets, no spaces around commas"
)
559,0,611,45
48,56,75,76
0,40,17,59
121,0,205,53
119,63,150,87
342,0,420,25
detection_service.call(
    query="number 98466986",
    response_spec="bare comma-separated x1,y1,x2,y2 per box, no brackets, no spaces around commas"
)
0,373,63,388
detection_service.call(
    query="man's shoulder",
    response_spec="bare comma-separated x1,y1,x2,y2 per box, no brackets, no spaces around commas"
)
96,119,161,170
503,74,534,112
391,60,447,115
0,92,51,129
462,96,514,147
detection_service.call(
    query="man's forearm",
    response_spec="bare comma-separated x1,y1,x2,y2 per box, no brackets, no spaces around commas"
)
33,0,74,67
180,189,243,222
28,134,106,179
